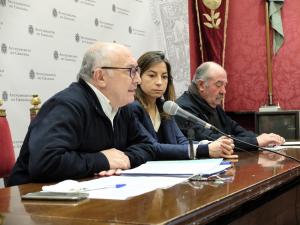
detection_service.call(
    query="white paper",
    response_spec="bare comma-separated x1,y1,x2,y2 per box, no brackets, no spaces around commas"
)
282,141,300,146
42,180,82,192
264,145,300,151
42,159,230,200
120,158,224,176
42,176,188,200
85,176,188,200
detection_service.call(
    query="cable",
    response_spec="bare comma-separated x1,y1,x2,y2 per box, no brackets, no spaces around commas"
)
202,132,254,156
211,126,300,164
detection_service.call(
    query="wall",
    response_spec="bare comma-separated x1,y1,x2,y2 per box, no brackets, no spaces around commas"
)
225,0,300,111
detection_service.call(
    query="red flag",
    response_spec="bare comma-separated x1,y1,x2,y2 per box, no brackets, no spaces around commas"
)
0,107,15,178
195,0,229,66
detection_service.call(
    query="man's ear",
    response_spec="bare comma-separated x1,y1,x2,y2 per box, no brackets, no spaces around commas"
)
196,79,206,92
92,69,106,88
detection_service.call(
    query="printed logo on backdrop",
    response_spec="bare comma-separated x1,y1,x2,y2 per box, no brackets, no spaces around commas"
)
112,4,129,15
29,69,56,81
0,0,6,7
29,69,35,80
78,0,96,7
28,25,34,35
75,33,80,42
2,91,8,101
74,33,97,45
8,93,31,102
1,43,30,57
6,0,30,11
53,50,77,63
0,68,4,78
94,18,99,26
52,8,76,21
27,24,55,38
128,26,146,36
52,8,58,18
94,18,114,30
53,50,59,60
1,43,7,54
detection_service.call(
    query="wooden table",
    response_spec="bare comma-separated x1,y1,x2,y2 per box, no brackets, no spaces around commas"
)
1,149,300,225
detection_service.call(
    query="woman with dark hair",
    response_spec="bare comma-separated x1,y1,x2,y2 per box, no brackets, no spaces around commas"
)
129,51,237,160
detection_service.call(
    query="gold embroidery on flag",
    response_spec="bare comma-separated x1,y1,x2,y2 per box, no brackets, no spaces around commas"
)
202,0,222,29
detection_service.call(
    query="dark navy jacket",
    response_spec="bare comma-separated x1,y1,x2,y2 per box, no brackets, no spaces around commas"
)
8,79,155,186
128,101,209,159
176,91,258,151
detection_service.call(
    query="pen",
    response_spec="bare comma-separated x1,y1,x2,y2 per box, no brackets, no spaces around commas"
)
82,184,126,191
220,161,231,165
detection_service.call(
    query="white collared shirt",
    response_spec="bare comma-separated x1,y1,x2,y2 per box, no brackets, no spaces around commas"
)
85,81,118,127
149,106,161,132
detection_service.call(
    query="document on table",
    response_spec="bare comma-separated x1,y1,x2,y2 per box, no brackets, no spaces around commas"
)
85,176,189,200
282,141,300,146
120,158,226,176
42,159,231,200
42,176,188,200
265,142,300,151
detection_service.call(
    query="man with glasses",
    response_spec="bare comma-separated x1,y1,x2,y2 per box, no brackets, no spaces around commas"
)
175,61,285,151
8,42,155,186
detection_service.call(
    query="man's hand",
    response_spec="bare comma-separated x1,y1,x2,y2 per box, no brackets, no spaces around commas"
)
208,136,238,159
257,133,285,147
98,168,122,177
98,148,130,176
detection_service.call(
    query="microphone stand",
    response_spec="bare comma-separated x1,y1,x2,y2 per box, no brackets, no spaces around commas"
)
187,128,195,160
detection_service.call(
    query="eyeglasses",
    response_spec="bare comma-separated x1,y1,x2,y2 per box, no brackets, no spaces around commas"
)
101,66,141,79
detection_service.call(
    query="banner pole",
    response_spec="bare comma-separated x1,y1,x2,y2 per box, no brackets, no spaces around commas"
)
265,1,273,106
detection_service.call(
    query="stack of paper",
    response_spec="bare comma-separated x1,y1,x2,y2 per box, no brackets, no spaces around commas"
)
42,158,231,200
121,158,227,176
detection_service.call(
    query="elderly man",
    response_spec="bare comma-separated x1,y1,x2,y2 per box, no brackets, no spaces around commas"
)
8,42,155,186
176,61,285,151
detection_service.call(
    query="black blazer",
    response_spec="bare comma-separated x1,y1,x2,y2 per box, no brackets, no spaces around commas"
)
128,101,209,160
8,79,155,186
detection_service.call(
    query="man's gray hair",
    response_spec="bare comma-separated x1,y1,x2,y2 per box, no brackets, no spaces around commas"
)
77,43,111,81
192,62,211,84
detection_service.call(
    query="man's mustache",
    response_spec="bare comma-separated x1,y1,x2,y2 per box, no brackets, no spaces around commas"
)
216,94,224,100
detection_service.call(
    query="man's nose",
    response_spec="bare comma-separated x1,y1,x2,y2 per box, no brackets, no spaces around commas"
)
133,73,141,84
220,85,226,94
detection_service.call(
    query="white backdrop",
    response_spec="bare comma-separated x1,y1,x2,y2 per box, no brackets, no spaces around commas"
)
0,0,190,158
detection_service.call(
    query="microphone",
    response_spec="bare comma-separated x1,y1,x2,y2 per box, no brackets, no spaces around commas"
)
163,101,216,130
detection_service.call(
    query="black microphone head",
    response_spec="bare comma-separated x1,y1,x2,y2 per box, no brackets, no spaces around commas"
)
163,101,179,115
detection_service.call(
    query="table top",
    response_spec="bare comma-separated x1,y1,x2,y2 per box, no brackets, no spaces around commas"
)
1,148,300,225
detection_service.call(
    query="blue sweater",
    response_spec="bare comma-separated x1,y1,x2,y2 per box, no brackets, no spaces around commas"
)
128,101,209,160
8,79,156,186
